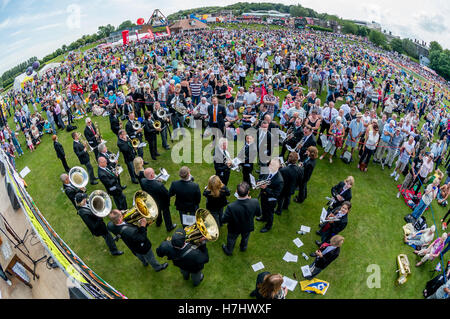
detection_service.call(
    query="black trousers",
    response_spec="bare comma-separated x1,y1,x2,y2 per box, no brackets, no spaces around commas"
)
84,161,96,182
59,156,70,173
261,197,276,230
216,168,231,186
296,182,308,203
210,207,224,227
226,231,250,253
101,232,119,253
242,164,253,185
156,206,174,231
125,160,138,183
147,135,157,159
276,192,292,213
112,191,127,211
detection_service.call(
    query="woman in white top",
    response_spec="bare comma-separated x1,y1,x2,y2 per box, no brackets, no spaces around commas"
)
358,122,379,172
411,153,434,195
404,225,436,249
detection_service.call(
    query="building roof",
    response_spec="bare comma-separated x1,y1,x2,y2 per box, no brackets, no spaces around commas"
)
169,19,208,32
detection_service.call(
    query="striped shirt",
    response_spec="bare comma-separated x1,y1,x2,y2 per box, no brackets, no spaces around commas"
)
190,82,202,97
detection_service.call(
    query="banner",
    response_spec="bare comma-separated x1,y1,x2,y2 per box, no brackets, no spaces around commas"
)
0,151,126,299
300,278,330,295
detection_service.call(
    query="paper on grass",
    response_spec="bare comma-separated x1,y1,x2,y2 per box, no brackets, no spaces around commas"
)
293,238,304,248
251,262,264,272
20,166,31,178
301,265,312,278
283,251,298,263
282,276,298,291
300,225,311,233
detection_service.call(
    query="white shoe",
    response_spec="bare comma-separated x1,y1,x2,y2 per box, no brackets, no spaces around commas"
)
390,171,396,177
394,174,399,181
396,192,400,198
6,279,12,286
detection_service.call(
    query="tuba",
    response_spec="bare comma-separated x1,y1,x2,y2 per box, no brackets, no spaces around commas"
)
132,120,142,131
184,208,219,245
123,190,159,226
172,96,187,115
396,254,411,285
156,108,168,120
88,190,112,218
69,166,89,188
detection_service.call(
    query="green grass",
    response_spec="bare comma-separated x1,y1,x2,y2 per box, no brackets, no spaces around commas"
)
7,24,449,299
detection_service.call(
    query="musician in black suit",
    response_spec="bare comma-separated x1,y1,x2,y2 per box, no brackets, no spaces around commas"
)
98,157,127,210
84,117,100,159
143,111,160,160
328,177,354,210
294,146,318,203
117,129,139,184
168,166,201,227
280,118,304,160
141,168,177,232
237,135,258,185
109,108,121,136
168,85,187,139
60,173,85,209
221,182,261,256
72,131,98,185
125,112,146,161
315,202,351,246
107,209,168,271
74,193,123,256
207,96,226,135
98,143,126,190
256,121,273,170
213,138,232,186
53,135,70,172
256,159,284,233
153,101,170,150
156,228,209,286
304,235,344,280
295,126,317,162
128,85,145,118
276,152,301,215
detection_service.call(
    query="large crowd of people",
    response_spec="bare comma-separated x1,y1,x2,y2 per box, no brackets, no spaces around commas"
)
1,25,449,299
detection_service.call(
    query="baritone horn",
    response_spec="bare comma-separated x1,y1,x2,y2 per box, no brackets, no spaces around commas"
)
89,190,112,218
184,208,219,245
69,166,89,188
131,138,140,149
396,254,411,285
153,120,161,130
123,190,159,226
156,108,168,120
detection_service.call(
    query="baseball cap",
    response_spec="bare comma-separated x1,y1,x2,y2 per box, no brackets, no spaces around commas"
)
171,228,186,248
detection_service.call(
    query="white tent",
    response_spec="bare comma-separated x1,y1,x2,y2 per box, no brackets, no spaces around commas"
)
13,71,36,90
38,62,61,76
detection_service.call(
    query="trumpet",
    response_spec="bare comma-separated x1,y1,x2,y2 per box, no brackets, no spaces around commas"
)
253,179,271,189
122,190,159,226
69,166,89,188
89,190,112,218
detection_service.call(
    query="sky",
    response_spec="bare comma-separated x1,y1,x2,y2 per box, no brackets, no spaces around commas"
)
0,0,449,75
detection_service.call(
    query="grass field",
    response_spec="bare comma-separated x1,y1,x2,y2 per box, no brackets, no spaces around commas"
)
7,26,450,299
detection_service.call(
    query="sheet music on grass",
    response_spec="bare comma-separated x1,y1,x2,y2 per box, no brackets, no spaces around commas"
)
293,238,304,248
251,262,264,272
19,166,31,178
283,251,298,263
301,265,312,278
282,276,298,291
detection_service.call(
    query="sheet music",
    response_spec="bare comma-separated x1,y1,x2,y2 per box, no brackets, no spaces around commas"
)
301,265,312,278
293,238,304,248
279,130,287,140
115,150,120,161
286,144,295,152
283,251,298,263
251,262,265,272
182,214,196,226
19,166,31,178
320,208,328,224
249,174,256,189
138,142,147,148
300,225,311,233
282,276,298,291
12,262,30,283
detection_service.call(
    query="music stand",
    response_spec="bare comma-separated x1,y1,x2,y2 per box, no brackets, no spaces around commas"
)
0,212,46,280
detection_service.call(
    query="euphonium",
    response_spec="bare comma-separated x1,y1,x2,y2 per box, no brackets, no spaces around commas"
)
69,166,89,188
88,190,112,218
396,254,411,285
131,138,140,149
123,190,159,226
184,208,219,245
153,120,161,129
132,120,142,131
156,108,168,120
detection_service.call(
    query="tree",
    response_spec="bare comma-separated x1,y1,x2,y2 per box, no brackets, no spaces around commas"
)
429,41,442,53
369,30,386,47
401,39,418,59
117,20,136,31
341,21,357,34
390,38,404,54
290,5,309,17
97,24,115,38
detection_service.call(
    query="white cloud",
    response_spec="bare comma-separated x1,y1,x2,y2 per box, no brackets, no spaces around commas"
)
35,23,63,31
1,0,10,10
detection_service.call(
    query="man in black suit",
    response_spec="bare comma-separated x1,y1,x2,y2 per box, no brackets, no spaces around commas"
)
168,166,201,227
141,168,176,232
74,193,123,256
221,182,261,256
98,143,126,190
276,152,301,215
107,209,168,271
256,120,273,171
168,85,187,139
237,135,258,186
213,138,232,186
328,177,353,210
256,159,284,233
98,157,127,210
53,135,70,172
117,129,139,184
143,111,160,160
280,118,304,160
315,201,351,246
84,117,100,159
60,173,85,209
72,131,98,185
305,235,344,280
295,125,317,162
125,112,146,162
207,96,226,135
156,228,209,286
109,108,121,136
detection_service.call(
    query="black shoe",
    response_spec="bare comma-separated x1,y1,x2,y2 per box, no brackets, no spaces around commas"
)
93,177,99,181
240,247,247,252
167,224,177,232
275,210,282,216
132,180,139,184
310,252,317,257
143,161,149,165
315,240,322,247
222,244,232,256
156,223,161,227
156,263,168,272
152,157,157,160
316,230,321,235
91,181,98,185
260,227,270,233
111,250,124,256
143,262,149,267
164,147,171,150
255,217,265,222
121,185,127,190
156,153,161,156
